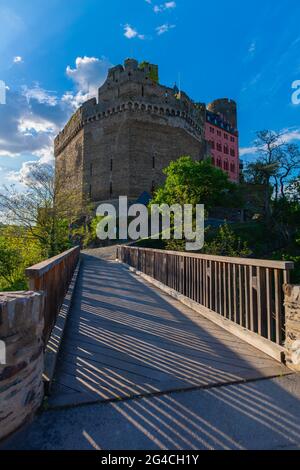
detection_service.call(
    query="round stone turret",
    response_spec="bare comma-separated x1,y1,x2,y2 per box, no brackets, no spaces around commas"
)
207,98,237,129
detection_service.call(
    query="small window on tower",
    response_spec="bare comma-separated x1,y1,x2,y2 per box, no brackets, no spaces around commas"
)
90,163,93,176
152,155,155,169
89,184,92,199
110,182,113,197
110,159,113,172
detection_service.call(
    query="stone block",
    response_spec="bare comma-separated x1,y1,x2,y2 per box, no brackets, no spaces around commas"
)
284,284,300,371
0,291,44,441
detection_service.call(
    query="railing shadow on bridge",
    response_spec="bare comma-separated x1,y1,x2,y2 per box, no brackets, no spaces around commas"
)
33,252,300,451
117,246,295,360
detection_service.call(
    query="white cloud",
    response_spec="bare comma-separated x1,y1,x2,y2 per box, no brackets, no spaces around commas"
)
18,116,58,135
65,56,112,109
13,55,23,63
8,160,54,185
240,128,300,158
248,41,256,55
123,24,145,40
22,85,58,106
66,56,112,93
153,1,176,13
0,54,113,187
239,146,257,157
35,145,54,165
279,128,300,143
61,90,90,110
0,86,69,162
66,56,112,94
0,55,112,165
156,23,176,35
165,1,176,8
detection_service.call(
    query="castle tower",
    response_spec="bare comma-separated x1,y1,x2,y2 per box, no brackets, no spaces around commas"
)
207,98,237,130
54,59,206,206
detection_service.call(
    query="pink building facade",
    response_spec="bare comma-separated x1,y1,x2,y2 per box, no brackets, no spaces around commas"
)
204,99,240,183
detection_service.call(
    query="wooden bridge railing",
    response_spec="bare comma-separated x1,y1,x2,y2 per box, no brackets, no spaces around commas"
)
26,246,80,342
118,246,294,346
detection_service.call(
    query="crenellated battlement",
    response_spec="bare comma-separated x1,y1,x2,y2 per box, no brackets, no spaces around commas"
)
54,58,238,203
54,98,205,156
55,59,206,156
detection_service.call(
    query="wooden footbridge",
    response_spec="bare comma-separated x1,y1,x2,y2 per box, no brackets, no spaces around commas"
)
25,245,294,409
2,244,299,450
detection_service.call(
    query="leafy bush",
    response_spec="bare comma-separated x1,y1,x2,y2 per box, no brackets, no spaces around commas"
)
203,224,252,257
0,240,23,287
0,226,43,291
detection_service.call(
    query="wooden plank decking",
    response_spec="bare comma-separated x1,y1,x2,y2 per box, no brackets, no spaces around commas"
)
49,249,290,408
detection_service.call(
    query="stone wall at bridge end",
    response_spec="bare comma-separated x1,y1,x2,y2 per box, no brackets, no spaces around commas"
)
0,291,44,441
284,285,300,371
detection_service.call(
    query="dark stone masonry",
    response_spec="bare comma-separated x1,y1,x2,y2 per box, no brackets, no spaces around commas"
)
0,292,44,440
284,284,300,371
54,58,238,206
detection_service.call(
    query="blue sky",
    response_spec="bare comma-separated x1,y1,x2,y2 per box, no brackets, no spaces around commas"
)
0,0,300,186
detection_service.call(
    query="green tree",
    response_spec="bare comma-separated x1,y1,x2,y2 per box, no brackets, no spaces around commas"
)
0,225,44,290
0,239,23,286
245,131,300,220
203,224,252,257
151,156,238,209
0,163,91,258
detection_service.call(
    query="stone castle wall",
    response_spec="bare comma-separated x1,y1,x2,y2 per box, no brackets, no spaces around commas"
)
0,292,44,441
54,59,207,205
81,105,205,202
